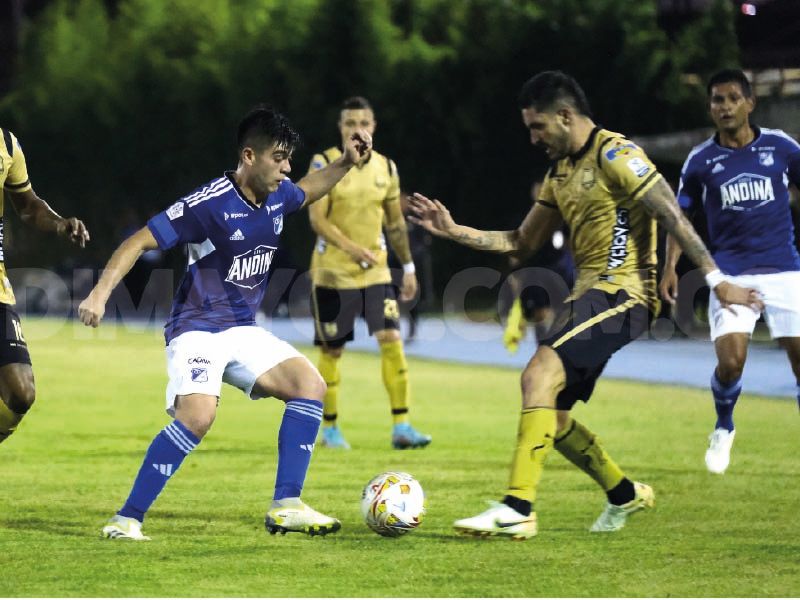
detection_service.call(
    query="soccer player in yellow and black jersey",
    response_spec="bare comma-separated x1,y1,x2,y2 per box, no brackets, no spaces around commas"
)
410,71,762,540
308,96,430,450
0,128,89,445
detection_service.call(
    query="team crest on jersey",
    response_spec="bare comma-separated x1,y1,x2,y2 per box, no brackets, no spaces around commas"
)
581,167,596,190
273,215,283,234
720,173,775,211
758,151,774,167
225,244,276,289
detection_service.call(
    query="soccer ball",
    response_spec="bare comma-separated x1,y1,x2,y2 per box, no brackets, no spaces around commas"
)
361,471,425,537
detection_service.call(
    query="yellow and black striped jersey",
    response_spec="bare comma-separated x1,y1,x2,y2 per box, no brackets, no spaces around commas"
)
0,129,33,305
308,147,400,289
539,127,662,310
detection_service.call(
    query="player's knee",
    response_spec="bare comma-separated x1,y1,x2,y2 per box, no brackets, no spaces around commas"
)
376,329,400,344
7,379,36,415
323,346,344,359
299,371,327,401
717,355,745,382
180,412,215,439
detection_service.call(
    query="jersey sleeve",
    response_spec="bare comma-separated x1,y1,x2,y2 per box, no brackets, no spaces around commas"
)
536,171,558,209
147,201,205,250
274,179,306,216
786,139,800,188
384,158,401,205
3,131,32,193
676,154,702,211
599,139,662,203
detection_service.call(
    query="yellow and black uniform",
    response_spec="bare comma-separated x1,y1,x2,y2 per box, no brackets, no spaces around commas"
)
309,146,401,347
536,127,661,409
0,129,32,368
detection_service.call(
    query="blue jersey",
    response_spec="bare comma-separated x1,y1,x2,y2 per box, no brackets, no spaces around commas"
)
147,173,305,343
677,127,800,275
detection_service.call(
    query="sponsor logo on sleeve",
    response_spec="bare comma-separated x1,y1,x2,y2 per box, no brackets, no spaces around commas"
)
166,202,184,220
605,143,638,161
626,157,650,178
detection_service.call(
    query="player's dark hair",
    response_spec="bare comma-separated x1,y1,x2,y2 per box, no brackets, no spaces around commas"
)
518,71,592,117
341,96,372,111
237,104,300,153
707,69,753,98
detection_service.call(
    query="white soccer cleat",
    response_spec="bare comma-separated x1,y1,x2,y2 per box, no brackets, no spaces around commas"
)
101,515,151,541
453,501,538,540
264,499,341,536
590,481,655,533
705,428,736,474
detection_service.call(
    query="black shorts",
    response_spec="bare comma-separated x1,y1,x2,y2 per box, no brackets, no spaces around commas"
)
538,288,651,410
312,284,400,348
0,304,32,367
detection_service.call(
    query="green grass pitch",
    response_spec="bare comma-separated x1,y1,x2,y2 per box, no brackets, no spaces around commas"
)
2,318,798,597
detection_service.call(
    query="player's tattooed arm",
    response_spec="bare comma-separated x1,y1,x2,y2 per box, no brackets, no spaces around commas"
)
408,193,562,258
641,178,716,274
384,198,413,265
642,177,763,310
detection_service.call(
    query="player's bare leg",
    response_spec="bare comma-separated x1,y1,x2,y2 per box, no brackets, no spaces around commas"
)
706,333,749,473
777,336,800,411
375,328,430,449
0,363,36,445
255,357,340,536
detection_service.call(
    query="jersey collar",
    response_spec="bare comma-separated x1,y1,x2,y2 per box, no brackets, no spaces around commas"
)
713,125,761,151
568,126,600,164
225,171,261,210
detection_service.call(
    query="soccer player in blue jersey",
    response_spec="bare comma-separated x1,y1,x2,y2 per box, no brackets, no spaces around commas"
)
78,105,372,540
660,69,800,474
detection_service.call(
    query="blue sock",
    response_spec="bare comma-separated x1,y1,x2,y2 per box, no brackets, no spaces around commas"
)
274,399,322,501
711,371,742,432
118,420,199,522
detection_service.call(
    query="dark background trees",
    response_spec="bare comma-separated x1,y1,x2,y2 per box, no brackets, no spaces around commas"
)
0,0,739,302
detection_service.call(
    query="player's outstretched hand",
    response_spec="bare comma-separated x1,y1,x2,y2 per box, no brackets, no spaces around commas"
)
58,217,90,248
78,293,106,328
713,280,764,314
407,193,456,238
659,268,679,304
342,128,373,166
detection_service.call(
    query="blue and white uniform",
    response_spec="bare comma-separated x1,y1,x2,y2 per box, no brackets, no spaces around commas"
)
678,127,800,339
147,172,313,413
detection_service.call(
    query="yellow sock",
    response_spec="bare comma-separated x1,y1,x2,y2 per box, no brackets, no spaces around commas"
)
0,400,23,444
554,418,625,491
318,351,341,427
506,407,556,503
380,340,410,425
